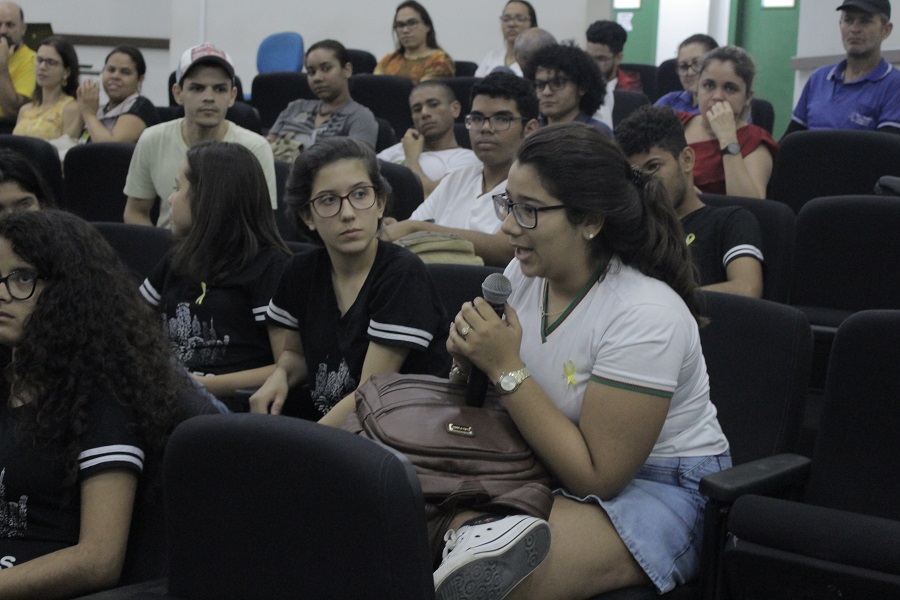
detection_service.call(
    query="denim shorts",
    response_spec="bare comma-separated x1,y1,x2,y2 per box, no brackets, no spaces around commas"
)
557,452,731,593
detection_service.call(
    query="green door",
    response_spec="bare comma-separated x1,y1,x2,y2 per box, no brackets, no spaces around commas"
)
613,2,660,66
730,0,801,137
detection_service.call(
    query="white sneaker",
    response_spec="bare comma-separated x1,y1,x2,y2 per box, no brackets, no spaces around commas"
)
433,515,551,600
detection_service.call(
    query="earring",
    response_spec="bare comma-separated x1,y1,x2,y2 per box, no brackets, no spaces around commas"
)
588,232,595,240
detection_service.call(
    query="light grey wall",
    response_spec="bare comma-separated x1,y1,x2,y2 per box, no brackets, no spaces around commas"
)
25,1,172,106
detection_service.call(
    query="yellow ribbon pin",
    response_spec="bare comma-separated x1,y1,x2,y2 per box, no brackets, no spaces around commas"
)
563,360,576,386
195,281,208,304
685,233,695,246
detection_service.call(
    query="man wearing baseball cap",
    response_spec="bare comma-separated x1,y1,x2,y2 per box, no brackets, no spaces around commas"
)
785,0,899,136
124,42,277,227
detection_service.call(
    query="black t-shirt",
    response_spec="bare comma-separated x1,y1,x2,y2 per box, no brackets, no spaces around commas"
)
681,205,764,286
0,395,144,568
140,247,289,376
267,241,450,415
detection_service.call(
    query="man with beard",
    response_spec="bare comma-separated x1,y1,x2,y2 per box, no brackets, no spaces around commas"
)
617,106,764,298
786,0,899,135
0,2,34,120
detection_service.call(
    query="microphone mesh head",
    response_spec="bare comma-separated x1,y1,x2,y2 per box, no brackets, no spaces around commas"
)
482,273,512,305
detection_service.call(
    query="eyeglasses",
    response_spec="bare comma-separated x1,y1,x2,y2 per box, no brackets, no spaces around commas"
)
677,59,701,73
492,193,566,229
308,186,378,218
464,112,527,131
35,56,61,68
533,76,570,93
500,14,530,24
394,18,422,31
0,269,43,300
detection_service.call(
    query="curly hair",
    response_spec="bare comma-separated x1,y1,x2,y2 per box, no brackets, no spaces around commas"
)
284,137,392,245
170,141,289,284
524,43,606,116
515,123,704,323
615,105,687,160
0,210,186,486
34,36,79,102
471,71,539,122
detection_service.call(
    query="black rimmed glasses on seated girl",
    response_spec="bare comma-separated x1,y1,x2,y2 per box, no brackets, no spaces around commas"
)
308,185,378,218
492,192,565,229
0,269,43,300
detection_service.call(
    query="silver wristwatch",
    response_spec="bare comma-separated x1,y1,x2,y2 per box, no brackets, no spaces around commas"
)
496,367,531,395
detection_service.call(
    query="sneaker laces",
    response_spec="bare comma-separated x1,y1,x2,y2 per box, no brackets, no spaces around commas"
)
440,526,472,561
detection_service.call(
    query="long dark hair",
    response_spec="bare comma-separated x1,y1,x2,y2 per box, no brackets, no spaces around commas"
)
392,1,442,53
0,149,56,208
34,36,79,102
0,210,184,484
284,137,391,245
515,123,703,322
170,141,290,284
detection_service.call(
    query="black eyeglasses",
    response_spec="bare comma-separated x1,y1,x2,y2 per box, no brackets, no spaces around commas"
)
533,76,570,93
677,59,701,73
308,186,378,218
464,112,527,131
0,269,43,300
500,15,530,24
394,18,422,31
492,193,566,229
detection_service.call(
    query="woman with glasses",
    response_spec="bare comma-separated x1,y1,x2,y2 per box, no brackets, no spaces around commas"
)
12,36,79,141
374,1,455,82
655,34,719,114
433,123,729,599
679,46,777,198
475,1,537,77
250,137,448,420
140,141,291,407
0,210,213,598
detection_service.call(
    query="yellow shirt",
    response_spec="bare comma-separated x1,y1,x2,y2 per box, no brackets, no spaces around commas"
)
0,44,36,118
13,96,74,140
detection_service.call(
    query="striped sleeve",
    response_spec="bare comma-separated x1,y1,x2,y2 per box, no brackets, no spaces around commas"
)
139,278,160,307
368,319,434,349
79,444,145,475
722,243,764,267
266,300,299,329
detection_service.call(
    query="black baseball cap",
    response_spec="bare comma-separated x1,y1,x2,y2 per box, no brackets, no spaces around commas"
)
836,0,891,19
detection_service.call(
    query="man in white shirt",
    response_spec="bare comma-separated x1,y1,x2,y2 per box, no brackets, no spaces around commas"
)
123,43,276,228
381,72,538,267
377,81,479,196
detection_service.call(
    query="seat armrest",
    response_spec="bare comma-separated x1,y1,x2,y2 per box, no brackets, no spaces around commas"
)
700,453,811,503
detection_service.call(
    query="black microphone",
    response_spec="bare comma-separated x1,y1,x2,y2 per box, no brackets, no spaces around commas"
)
465,273,513,407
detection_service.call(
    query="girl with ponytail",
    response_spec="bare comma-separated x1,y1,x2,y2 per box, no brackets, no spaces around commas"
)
439,123,729,599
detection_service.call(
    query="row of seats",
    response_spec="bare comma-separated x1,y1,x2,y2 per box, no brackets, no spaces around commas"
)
73,227,900,597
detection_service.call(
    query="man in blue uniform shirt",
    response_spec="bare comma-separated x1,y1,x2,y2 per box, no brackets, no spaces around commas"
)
786,0,900,137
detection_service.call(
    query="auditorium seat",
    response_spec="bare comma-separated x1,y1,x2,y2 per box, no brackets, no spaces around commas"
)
612,91,650,128
454,60,478,77
347,48,377,74
379,159,424,221
250,71,313,131
437,76,480,123
62,143,135,222
767,130,900,214
256,32,304,73
350,74,415,137
656,58,681,99
620,63,659,102
718,310,900,599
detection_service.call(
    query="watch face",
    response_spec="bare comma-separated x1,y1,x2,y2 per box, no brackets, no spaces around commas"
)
499,374,517,391
726,142,740,155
